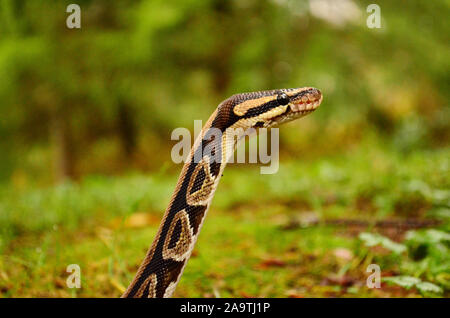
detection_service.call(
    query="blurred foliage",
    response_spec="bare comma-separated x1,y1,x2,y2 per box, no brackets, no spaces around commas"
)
0,0,448,183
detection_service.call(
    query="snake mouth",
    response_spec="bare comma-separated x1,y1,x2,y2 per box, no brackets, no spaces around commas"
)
266,88,322,127
289,88,322,113
271,88,322,124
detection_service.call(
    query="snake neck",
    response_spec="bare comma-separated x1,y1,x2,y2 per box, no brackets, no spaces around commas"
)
122,113,237,298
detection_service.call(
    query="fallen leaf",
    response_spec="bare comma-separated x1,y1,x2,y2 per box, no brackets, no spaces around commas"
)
257,258,287,269
285,289,305,298
322,275,356,287
109,277,126,293
333,248,353,261
288,294,305,298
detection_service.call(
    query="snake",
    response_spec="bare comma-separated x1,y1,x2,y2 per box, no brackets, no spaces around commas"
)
122,87,323,298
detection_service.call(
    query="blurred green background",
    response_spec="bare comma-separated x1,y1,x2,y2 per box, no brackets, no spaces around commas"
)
0,0,448,297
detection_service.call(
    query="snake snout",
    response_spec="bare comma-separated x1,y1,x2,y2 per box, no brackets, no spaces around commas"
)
290,88,323,112
308,88,322,103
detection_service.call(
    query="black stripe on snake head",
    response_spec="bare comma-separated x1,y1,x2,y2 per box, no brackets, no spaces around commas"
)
211,87,321,131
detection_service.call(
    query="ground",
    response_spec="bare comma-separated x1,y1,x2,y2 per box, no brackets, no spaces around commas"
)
0,139,448,298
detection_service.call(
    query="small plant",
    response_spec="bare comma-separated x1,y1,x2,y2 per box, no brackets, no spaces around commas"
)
383,276,443,295
360,229,449,296
359,232,406,254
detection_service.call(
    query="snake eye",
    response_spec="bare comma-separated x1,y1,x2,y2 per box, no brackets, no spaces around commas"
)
277,93,290,105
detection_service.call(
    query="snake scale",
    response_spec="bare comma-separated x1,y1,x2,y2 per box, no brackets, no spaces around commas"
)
122,87,323,298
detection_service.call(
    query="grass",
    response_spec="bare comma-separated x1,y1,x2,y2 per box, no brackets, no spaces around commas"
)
0,139,448,297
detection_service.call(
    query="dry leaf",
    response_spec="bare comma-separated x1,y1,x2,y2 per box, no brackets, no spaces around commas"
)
257,258,286,269
333,248,353,261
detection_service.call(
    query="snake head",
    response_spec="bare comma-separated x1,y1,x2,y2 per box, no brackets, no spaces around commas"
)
266,87,323,127
214,87,322,131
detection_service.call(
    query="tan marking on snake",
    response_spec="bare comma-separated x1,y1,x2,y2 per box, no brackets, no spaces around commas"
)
162,209,194,261
135,273,157,298
186,156,215,206
233,95,276,116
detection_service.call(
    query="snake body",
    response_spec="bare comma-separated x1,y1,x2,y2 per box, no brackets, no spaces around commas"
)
122,87,323,298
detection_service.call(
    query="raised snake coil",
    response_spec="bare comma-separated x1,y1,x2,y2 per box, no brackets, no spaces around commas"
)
122,87,323,298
